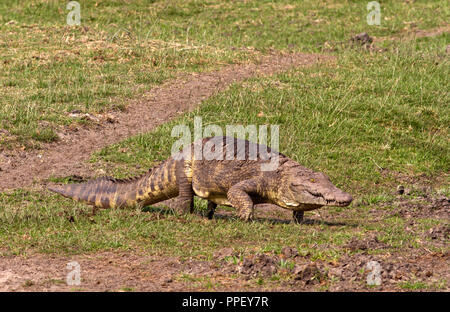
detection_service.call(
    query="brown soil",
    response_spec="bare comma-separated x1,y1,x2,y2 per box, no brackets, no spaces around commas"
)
1,245,447,292
0,52,329,191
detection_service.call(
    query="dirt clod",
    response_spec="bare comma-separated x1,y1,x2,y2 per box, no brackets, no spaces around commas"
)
238,254,279,277
350,32,373,46
293,263,325,285
281,246,298,259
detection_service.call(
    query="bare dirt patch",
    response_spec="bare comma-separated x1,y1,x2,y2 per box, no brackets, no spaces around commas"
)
2,246,446,292
0,52,329,191
0,251,196,291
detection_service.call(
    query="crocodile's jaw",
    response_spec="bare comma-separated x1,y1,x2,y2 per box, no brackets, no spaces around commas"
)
282,168,353,209
277,198,324,211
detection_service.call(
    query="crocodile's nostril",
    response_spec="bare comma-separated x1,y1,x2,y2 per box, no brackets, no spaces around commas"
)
339,193,353,205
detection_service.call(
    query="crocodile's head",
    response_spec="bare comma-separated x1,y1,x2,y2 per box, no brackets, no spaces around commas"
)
279,165,353,211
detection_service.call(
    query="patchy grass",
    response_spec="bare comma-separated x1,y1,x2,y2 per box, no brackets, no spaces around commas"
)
398,280,430,290
0,0,447,148
0,188,354,260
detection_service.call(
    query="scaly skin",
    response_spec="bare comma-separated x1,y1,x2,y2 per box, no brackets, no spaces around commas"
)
49,136,353,222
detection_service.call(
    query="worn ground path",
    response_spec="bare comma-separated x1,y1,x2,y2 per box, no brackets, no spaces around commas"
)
0,52,330,191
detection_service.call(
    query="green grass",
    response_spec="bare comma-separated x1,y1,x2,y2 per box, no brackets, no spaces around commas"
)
1,0,448,148
0,188,355,259
399,280,430,290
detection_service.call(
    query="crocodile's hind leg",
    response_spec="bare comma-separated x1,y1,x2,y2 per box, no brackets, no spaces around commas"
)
177,183,194,214
293,211,304,223
206,201,217,220
176,161,194,214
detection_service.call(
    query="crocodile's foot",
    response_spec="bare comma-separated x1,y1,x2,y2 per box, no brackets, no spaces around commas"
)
293,210,304,224
176,197,194,215
238,208,254,222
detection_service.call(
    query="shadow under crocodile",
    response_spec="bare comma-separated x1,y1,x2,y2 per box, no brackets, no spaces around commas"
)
142,205,355,227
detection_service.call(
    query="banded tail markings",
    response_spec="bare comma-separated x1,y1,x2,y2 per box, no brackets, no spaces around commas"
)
48,158,180,209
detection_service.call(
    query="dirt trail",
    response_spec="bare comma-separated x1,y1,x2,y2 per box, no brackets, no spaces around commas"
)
373,24,450,42
0,52,329,191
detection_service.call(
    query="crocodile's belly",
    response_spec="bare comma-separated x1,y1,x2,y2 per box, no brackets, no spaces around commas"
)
192,186,231,206
208,195,231,206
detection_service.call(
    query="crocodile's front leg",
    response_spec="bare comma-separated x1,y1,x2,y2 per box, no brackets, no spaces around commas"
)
227,179,261,221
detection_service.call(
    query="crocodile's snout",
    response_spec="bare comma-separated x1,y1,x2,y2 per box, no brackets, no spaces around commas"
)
325,190,353,207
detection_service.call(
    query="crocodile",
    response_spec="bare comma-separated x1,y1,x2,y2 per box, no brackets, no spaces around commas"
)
49,136,353,222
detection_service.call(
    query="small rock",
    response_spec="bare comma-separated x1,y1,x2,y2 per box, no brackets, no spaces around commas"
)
350,32,373,46
238,254,278,277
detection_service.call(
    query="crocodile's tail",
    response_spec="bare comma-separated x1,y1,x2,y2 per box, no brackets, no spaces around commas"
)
48,159,179,208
